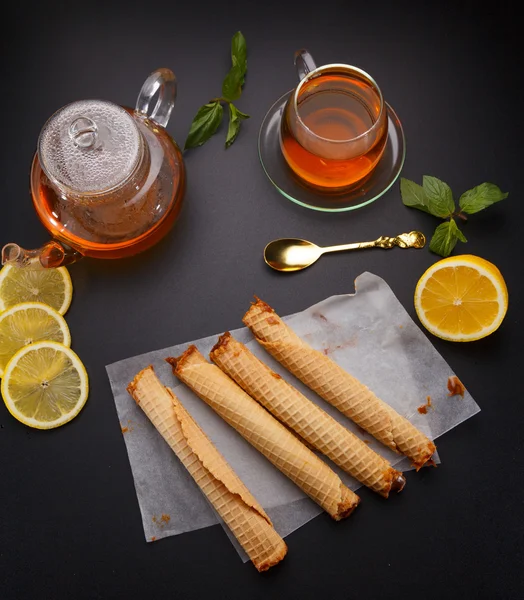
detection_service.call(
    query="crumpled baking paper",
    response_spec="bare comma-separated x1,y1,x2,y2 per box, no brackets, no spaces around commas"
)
106,272,480,562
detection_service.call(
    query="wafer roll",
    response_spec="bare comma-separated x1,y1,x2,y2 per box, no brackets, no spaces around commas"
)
127,366,287,571
167,347,360,520
210,332,406,497
243,299,436,469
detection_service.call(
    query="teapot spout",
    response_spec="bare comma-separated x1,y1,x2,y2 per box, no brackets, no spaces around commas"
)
2,241,83,269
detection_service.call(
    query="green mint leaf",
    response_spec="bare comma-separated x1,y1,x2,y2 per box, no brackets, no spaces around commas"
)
429,218,466,257
225,104,250,148
459,183,509,214
423,175,455,218
222,64,243,101
455,224,467,243
400,177,432,213
234,107,249,119
184,101,224,150
231,31,247,82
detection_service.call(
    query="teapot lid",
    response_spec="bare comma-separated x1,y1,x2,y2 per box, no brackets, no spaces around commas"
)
38,100,142,195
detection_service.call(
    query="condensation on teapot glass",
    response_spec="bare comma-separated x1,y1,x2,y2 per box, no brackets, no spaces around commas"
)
38,100,143,196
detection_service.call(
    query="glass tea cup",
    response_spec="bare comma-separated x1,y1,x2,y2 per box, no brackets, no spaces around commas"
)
280,50,389,192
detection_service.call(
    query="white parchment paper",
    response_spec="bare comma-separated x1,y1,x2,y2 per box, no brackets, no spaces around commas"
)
106,272,480,562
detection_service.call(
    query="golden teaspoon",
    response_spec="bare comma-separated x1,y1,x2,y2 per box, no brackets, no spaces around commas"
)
264,231,426,272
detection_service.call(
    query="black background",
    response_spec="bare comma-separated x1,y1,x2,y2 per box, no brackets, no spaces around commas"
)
1,1,522,598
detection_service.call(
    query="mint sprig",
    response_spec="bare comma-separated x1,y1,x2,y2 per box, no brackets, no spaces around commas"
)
422,176,455,218
185,103,224,149
458,183,509,214
429,219,467,257
401,176,508,257
184,32,250,150
226,104,249,148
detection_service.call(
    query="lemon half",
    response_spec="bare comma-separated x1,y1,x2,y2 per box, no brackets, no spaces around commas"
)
0,302,71,377
0,264,73,315
1,341,88,429
414,255,508,342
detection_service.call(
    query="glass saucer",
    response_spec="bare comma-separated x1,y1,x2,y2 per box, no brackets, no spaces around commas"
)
258,90,406,212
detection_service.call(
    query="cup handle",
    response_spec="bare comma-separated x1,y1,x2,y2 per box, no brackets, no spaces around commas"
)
294,49,317,81
135,68,177,128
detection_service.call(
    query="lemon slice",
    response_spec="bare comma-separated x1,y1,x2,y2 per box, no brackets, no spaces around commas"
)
1,341,88,429
0,302,71,377
0,264,73,315
414,255,508,342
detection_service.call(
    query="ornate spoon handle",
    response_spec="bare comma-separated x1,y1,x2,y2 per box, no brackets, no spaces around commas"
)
322,231,426,254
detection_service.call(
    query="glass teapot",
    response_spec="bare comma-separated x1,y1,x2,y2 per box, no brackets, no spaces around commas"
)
2,68,185,269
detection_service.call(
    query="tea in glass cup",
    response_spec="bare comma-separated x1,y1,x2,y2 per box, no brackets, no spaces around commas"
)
280,50,388,191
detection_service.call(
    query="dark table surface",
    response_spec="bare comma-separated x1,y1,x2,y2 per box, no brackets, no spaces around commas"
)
1,1,522,598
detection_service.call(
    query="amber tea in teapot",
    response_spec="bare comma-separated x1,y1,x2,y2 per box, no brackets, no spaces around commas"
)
3,68,185,268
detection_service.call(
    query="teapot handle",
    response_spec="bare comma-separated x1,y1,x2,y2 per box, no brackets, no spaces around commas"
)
135,68,176,128
294,49,317,81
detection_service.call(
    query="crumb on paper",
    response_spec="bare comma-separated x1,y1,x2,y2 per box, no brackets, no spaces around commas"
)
152,514,171,528
271,372,282,380
266,316,279,325
121,420,134,433
399,325,403,329
357,425,368,436
417,396,433,415
313,312,328,323
363,439,371,445
447,375,466,398
322,338,358,357
337,337,358,350
151,536,157,542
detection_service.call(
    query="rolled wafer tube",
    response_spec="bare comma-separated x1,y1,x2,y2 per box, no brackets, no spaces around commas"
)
166,347,360,520
210,332,406,497
127,366,287,572
242,299,436,470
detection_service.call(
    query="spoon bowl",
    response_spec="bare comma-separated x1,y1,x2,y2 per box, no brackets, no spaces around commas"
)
264,239,322,272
